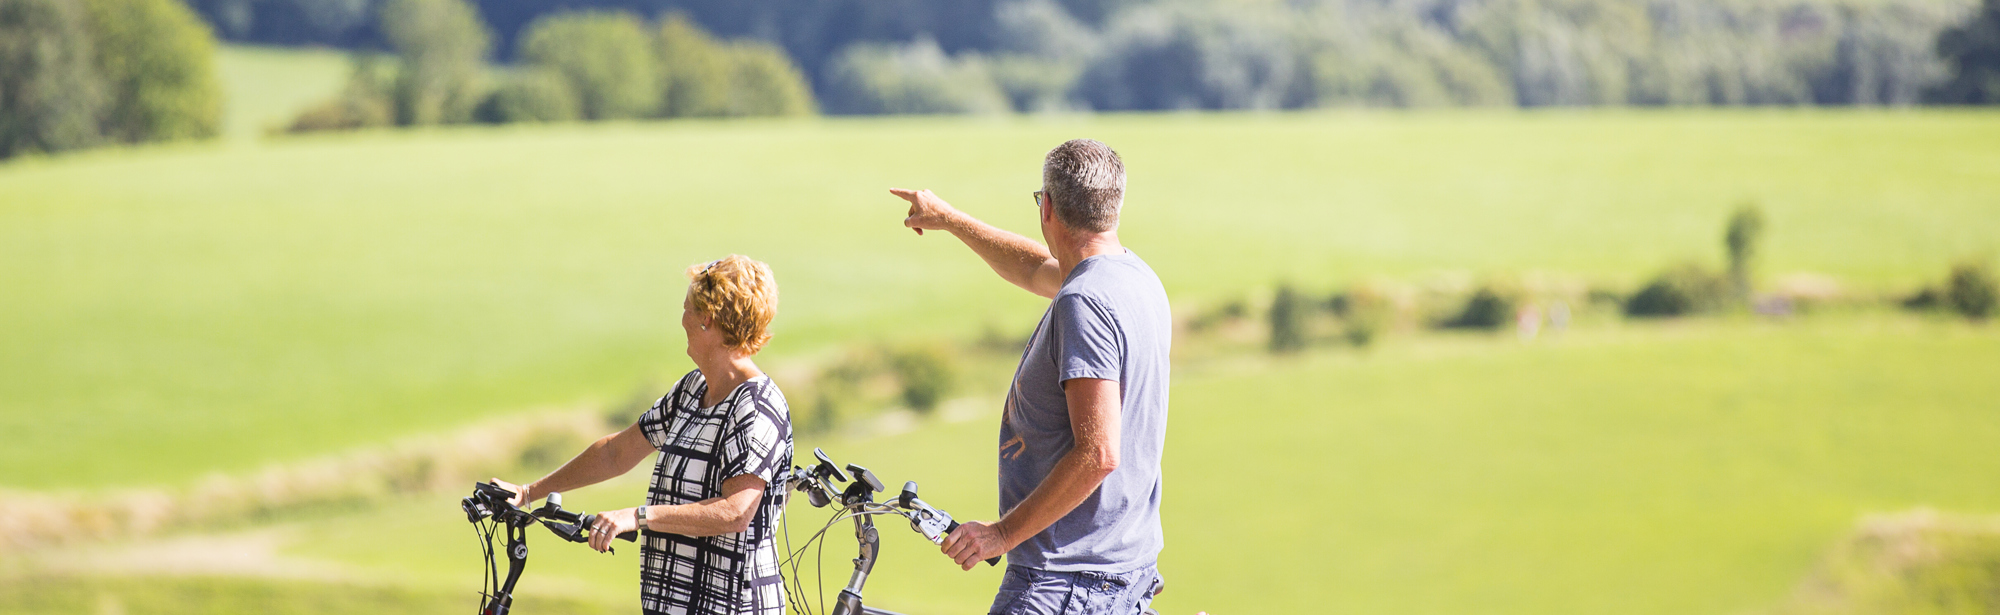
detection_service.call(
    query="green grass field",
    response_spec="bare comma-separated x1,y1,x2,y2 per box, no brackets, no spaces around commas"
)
201,314,2000,615
4,107,1998,488
3,45,2000,615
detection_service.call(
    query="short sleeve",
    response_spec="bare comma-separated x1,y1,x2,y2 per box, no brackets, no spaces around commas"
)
719,383,790,485
638,370,700,450
1053,293,1124,383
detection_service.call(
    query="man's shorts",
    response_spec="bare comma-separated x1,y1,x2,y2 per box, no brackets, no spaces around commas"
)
987,564,1163,615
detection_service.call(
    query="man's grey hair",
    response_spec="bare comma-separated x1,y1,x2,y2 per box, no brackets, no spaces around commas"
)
1042,139,1125,233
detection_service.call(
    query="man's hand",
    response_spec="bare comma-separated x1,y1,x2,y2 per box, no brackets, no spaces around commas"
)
889,188,963,236
489,477,532,508
589,507,639,553
940,520,1013,571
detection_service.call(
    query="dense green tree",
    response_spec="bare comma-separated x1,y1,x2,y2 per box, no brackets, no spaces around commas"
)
0,0,106,158
379,0,490,125
654,15,815,117
82,0,223,142
518,12,657,120
655,14,731,117
1930,0,2000,103
825,38,1008,114
722,42,815,116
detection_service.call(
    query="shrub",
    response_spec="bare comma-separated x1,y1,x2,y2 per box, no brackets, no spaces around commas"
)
82,0,223,142
1902,286,1944,311
889,345,955,414
475,69,578,123
823,38,1009,115
1725,204,1765,301
1625,263,1730,317
287,56,393,133
1445,285,1515,330
0,0,107,158
518,11,657,120
379,0,489,125
1947,261,1998,320
1268,284,1306,353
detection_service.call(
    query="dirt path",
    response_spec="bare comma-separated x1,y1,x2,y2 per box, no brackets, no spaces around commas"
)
30,527,355,581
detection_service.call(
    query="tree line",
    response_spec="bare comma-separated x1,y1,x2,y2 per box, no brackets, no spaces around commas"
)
9,0,2000,157
185,0,2000,113
289,0,813,132
0,0,221,159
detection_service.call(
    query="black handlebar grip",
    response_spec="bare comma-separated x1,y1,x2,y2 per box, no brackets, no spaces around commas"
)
580,514,640,542
943,521,1001,567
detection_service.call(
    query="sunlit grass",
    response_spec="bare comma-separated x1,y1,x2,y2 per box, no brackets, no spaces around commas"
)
4,110,1998,489
237,314,2000,615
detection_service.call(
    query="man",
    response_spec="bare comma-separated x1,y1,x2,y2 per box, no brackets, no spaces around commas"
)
890,138,1170,615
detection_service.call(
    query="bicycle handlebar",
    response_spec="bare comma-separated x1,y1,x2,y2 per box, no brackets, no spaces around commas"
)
790,448,999,567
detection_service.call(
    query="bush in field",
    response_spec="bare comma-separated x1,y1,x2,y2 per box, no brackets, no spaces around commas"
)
1946,261,1997,320
654,15,815,118
1725,204,1766,302
824,38,1009,115
0,0,106,158
1268,284,1307,353
519,12,657,120
82,0,222,143
287,55,394,132
1446,285,1516,330
379,0,489,125
1626,263,1730,317
889,345,956,414
475,69,578,123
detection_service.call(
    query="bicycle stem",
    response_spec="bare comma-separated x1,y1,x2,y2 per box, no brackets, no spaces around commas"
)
832,513,881,615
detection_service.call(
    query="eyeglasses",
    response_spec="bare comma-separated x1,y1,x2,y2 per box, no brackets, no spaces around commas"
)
1031,190,1045,208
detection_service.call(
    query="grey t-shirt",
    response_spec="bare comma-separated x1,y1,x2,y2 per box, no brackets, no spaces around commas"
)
998,249,1171,572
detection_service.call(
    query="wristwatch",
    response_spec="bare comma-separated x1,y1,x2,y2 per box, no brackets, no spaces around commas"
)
635,505,649,530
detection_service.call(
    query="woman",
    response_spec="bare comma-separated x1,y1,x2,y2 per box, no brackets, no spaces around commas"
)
494,254,792,615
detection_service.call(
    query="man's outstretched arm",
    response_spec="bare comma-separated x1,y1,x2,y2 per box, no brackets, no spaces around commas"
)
891,188,1062,299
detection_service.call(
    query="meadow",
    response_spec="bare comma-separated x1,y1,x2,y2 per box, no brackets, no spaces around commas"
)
2,45,1998,615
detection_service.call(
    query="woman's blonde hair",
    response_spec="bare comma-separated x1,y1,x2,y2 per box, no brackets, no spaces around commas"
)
685,255,779,354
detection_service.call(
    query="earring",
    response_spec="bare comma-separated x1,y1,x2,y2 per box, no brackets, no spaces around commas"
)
701,325,708,331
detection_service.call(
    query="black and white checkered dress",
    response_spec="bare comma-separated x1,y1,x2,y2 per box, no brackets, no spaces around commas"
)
636,370,792,615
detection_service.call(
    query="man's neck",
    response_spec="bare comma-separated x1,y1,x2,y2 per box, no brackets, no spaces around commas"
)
1055,230,1124,281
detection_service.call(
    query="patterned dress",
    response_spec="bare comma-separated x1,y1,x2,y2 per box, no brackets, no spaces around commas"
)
636,370,793,615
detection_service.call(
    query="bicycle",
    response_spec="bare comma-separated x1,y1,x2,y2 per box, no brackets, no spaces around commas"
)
781,447,1000,615
460,481,637,615
460,447,994,615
